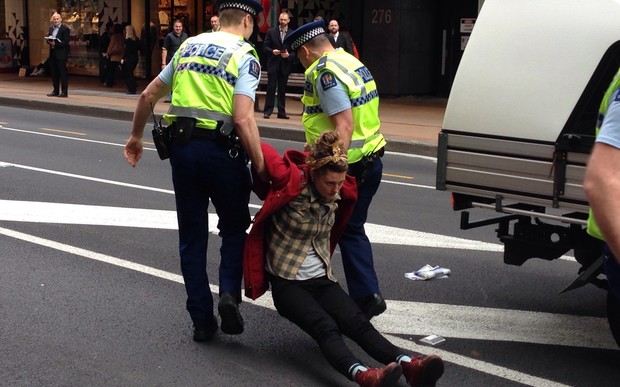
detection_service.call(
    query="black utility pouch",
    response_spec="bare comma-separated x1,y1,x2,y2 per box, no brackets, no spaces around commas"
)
218,121,234,136
174,117,196,146
348,159,372,185
348,148,384,185
151,122,172,160
216,121,242,158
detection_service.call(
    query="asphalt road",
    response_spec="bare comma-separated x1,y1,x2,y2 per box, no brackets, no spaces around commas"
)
1,106,619,386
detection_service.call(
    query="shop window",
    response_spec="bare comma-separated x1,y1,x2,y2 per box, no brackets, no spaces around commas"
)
160,0,192,39
58,2,102,75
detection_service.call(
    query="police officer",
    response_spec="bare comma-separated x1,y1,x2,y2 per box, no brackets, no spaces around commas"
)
124,0,266,342
284,20,387,319
584,67,620,347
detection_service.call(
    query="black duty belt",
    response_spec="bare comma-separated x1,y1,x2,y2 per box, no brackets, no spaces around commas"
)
347,146,385,184
350,147,385,166
190,128,219,140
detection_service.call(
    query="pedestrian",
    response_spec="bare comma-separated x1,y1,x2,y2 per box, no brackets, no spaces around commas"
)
244,131,444,387
30,58,50,77
121,24,140,94
161,19,188,102
327,19,354,55
45,12,70,98
207,15,220,32
583,67,620,347
99,21,113,84
262,11,294,119
104,23,124,88
123,0,266,342
284,20,388,319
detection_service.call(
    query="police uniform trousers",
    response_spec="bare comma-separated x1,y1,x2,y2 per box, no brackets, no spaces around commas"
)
339,157,383,301
169,135,251,327
604,245,620,345
269,274,401,379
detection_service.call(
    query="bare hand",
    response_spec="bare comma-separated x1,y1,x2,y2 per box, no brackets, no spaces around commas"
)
124,136,144,167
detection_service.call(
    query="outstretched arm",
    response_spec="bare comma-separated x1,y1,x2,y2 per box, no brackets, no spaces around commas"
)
233,94,267,181
124,77,170,167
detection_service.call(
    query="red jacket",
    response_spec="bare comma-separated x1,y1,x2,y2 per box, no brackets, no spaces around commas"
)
243,143,357,300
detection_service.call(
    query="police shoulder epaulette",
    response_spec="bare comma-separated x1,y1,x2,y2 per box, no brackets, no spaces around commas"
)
316,56,328,71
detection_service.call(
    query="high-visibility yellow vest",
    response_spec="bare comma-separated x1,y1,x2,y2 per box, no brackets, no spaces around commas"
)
587,68,620,240
301,49,386,163
163,31,259,130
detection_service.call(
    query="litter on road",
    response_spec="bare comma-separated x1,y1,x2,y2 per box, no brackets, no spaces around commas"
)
405,264,451,280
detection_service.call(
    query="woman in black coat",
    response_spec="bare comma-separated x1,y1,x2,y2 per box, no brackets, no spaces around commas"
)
121,24,140,94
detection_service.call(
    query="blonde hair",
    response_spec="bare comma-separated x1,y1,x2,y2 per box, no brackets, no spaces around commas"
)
125,24,138,40
306,131,348,175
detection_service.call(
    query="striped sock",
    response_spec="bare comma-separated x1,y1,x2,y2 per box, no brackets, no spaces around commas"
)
396,354,412,364
349,363,368,380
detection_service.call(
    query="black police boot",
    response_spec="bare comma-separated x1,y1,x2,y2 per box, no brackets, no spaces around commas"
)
218,292,244,334
356,293,387,319
193,315,218,342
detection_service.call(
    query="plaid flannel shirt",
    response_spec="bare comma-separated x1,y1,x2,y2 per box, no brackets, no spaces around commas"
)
266,184,339,281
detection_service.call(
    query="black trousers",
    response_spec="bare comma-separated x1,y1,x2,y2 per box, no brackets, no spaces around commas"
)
269,275,401,379
105,61,121,87
263,71,289,116
49,56,68,94
122,58,138,92
99,55,108,83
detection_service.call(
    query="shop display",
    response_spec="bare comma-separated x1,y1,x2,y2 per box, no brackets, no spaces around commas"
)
159,0,190,39
59,1,101,75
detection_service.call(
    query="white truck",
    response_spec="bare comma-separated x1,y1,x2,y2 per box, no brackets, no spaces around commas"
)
435,0,620,345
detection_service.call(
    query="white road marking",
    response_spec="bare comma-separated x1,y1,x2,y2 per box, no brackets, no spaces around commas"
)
0,200,502,251
2,162,173,194
1,126,138,149
0,226,589,386
375,300,616,350
0,160,579,258
2,200,579,264
385,335,571,387
0,128,432,187
365,222,502,251
0,151,600,384
381,179,435,189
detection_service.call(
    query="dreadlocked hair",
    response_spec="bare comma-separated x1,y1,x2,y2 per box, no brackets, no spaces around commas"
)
306,131,348,176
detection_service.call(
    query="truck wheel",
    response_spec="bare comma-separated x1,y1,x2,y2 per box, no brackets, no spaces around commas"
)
607,291,620,347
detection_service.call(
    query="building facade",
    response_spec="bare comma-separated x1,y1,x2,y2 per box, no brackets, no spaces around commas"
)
0,0,483,97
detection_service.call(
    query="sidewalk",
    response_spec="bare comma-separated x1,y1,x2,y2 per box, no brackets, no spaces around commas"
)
0,72,445,156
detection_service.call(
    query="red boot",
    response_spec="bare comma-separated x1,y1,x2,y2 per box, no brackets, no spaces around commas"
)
354,362,402,387
401,355,444,387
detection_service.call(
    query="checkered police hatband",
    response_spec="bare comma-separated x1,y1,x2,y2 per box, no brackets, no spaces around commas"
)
219,2,259,17
291,27,326,51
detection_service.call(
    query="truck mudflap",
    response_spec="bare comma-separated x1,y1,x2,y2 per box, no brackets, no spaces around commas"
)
560,255,604,293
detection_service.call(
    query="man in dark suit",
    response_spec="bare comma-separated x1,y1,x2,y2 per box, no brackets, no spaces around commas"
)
262,11,295,119
327,19,354,55
46,12,71,97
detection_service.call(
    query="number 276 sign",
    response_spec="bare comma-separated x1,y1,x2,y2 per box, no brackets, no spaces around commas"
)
460,18,476,33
